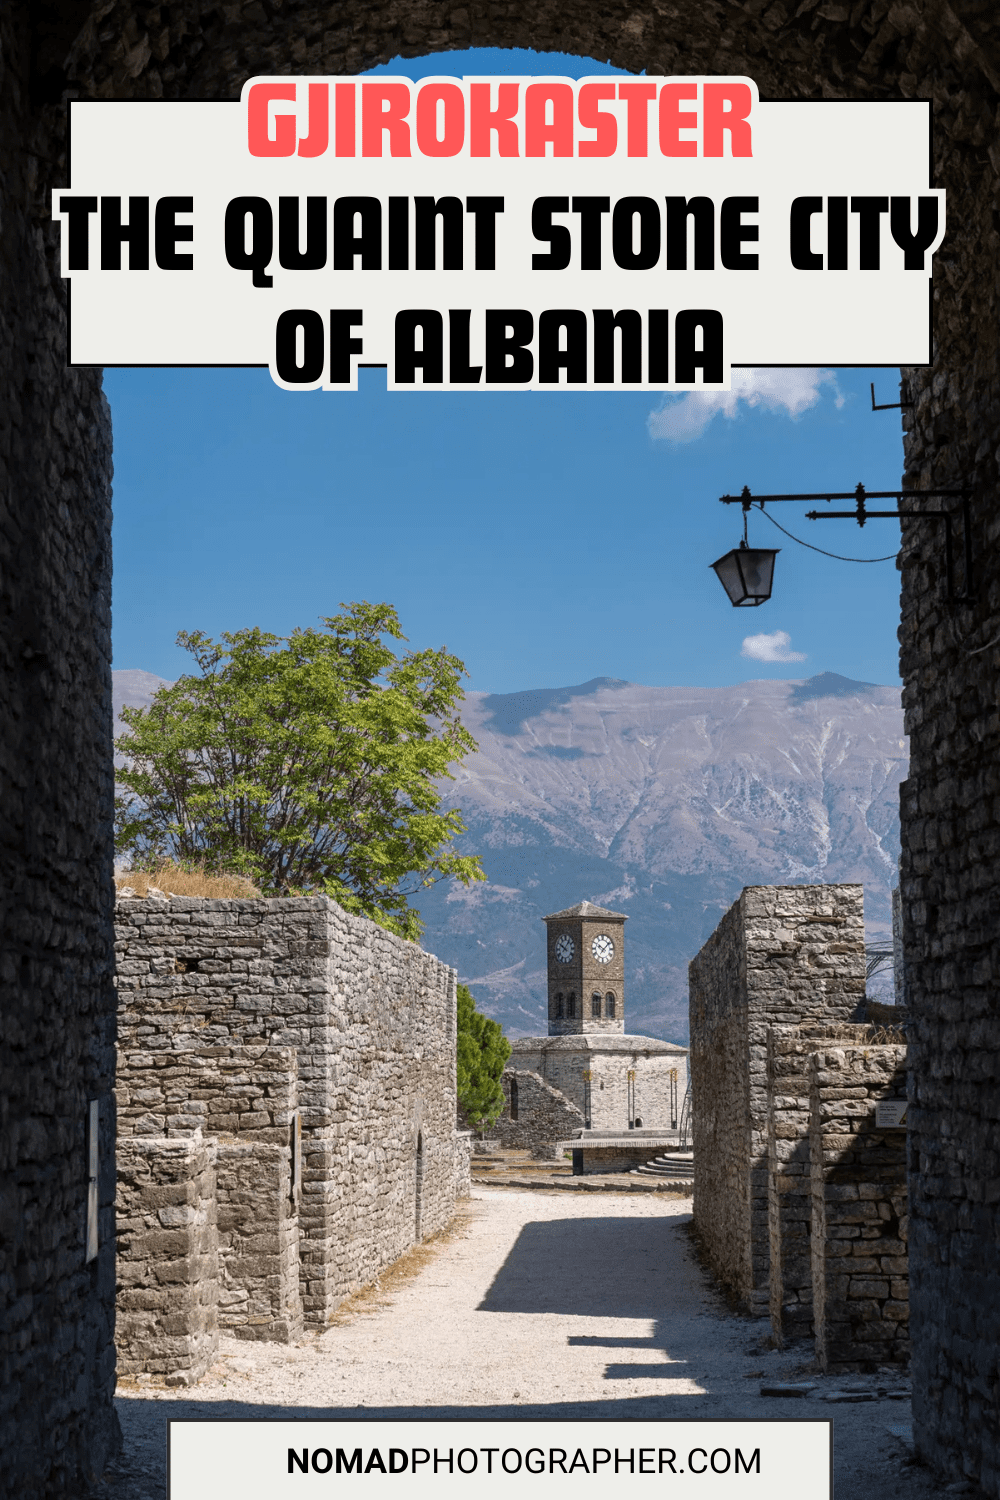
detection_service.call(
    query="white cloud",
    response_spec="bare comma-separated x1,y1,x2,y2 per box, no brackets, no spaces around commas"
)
741,629,806,663
648,368,843,444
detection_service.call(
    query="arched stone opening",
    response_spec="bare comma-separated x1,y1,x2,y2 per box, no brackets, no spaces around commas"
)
3,2,999,1495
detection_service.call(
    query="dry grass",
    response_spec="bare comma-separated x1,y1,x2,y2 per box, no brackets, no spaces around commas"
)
865,1024,908,1045
115,862,262,899
324,1203,477,1327
819,1021,908,1046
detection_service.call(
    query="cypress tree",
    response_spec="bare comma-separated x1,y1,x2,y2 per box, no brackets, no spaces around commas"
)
456,984,510,1133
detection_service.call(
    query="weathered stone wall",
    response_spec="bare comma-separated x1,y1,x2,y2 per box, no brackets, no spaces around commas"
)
690,895,754,1305
454,1130,473,1199
115,894,461,1335
495,1068,585,1157
116,1038,303,1351
574,1142,684,1174
768,1022,907,1347
117,1043,299,1141
768,1030,820,1342
690,885,866,1311
216,1142,302,1344
810,1045,909,1372
116,1137,219,1385
891,888,907,1009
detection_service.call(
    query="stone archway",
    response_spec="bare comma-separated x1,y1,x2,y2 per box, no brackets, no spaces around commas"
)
2,3,998,1495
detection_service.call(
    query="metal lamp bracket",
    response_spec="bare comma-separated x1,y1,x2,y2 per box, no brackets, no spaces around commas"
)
870,381,914,411
720,484,974,604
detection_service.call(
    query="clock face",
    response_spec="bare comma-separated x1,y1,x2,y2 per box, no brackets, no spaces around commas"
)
591,933,615,964
554,934,575,964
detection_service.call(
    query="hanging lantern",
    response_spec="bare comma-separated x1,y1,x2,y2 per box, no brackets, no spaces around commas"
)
710,539,779,606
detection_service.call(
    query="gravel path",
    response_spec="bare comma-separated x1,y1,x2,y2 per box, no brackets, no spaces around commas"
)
92,1188,949,1499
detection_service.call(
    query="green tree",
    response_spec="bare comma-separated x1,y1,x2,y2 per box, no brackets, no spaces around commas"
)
456,984,511,1133
114,601,484,940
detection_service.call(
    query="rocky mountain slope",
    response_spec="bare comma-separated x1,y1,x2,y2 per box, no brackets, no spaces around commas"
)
113,669,906,1044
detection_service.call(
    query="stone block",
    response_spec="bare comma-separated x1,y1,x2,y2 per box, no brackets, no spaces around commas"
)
848,1278,890,1299
115,1136,219,1383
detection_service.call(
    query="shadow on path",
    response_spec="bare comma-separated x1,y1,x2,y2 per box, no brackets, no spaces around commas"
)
477,1213,726,1389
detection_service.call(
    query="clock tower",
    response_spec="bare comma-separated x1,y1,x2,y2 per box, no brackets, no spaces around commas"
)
543,901,627,1036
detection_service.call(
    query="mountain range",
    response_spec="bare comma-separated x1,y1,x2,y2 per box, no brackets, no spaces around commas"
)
112,669,906,1045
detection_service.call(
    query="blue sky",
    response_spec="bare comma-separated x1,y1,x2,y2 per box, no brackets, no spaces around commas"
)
107,48,908,693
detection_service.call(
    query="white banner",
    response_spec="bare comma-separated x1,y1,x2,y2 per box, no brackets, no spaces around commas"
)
167,1419,830,1497
55,78,943,391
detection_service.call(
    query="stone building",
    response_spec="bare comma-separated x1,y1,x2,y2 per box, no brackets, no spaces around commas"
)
496,902,688,1158
113,892,470,1383
4,2,1000,1495
689,884,867,1311
690,884,909,1370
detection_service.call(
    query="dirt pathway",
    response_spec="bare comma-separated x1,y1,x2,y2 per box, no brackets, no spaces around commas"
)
94,1189,945,1499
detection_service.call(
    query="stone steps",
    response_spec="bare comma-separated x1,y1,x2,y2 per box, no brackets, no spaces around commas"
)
630,1153,695,1179
476,1174,691,1194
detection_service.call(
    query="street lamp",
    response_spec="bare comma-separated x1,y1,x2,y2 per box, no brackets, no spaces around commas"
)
710,489,778,606
710,540,779,607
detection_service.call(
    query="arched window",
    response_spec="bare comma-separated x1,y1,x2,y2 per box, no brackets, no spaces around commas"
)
555,992,564,1018
606,992,616,1018
509,1075,519,1121
591,992,602,1017
567,992,576,1018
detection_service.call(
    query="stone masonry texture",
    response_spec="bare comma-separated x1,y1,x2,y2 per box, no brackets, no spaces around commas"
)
809,1044,909,1372
3,1,998,1493
766,1019,906,1345
114,894,464,1366
697,894,909,1370
769,1026,829,1342
115,1137,220,1384
0,5,119,1494
689,885,866,1311
496,1067,585,1157
215,1141,302,1345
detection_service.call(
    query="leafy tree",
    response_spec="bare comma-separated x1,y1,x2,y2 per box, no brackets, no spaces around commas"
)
114,602,484,939
456,984,511,1133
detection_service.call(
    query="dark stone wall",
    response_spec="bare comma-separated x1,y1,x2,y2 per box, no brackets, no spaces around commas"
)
899,207,1000,1500
3,0,998,1493
55,0,999,114
0,5,119,1497
885,10,1000,1493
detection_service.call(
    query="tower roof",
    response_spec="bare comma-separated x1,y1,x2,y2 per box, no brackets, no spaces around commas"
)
542,901,628,922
